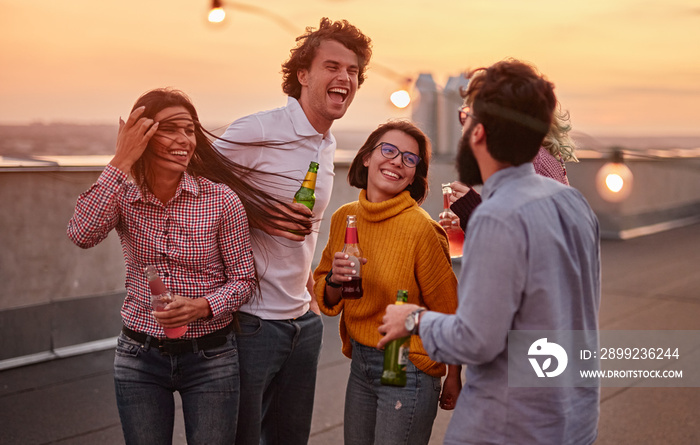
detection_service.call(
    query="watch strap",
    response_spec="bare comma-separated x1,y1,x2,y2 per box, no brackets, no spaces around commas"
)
410,308,426,335
325,270,342,288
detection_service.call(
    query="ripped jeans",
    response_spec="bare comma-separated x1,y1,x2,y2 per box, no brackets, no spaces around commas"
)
344,339,441,445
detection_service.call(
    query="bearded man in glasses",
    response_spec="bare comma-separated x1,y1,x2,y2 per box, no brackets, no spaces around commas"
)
379,59,601,445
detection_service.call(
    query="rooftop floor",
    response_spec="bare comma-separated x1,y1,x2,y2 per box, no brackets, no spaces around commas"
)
1,223,699,444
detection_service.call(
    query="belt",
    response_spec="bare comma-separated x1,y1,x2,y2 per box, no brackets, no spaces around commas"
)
121,322,233,355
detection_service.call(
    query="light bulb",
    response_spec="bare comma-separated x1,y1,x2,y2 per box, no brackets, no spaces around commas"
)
208,7,226,23
605,173,624,193
390,89,411,109
596,151,633,202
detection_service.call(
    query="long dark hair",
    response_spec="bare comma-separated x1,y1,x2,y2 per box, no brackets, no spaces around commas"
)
347,120,431,204
130,88,310,236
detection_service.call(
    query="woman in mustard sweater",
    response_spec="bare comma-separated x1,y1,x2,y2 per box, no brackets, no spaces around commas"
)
313,120,462,445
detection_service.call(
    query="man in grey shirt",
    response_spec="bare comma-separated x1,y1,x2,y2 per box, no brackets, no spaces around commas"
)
379,59,600,445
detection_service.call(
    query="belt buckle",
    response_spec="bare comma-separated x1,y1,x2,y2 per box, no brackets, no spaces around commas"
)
158,339,188,355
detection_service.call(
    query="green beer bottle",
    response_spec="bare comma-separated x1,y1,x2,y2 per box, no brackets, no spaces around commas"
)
293,161,319,211
381,290,410,387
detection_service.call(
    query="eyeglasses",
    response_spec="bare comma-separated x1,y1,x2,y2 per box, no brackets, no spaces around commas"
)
374,142,421,168
458,105,476,126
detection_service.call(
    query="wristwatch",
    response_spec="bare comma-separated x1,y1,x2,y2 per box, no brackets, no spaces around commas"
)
405,308,425,335
325,270,342,288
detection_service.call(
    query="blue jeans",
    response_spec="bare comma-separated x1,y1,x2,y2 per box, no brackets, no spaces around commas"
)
344,339,441,445
235,310,324,445
113,330,239,445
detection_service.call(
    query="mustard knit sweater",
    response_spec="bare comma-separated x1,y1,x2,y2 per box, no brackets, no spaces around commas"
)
313,190,459,377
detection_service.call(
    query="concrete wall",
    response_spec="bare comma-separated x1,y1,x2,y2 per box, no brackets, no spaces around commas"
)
0,166,125,366
567,153,700,239
0,154,459,368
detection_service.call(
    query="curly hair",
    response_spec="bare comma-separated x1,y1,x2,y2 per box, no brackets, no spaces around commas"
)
281,17,372,99
542,105,578,163
347,120,431,204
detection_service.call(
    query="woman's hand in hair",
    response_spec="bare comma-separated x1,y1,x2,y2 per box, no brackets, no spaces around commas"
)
109,106,159,174
264,202,314,241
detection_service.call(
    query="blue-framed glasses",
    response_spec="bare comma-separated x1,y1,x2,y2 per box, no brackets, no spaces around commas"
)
374,142,421,168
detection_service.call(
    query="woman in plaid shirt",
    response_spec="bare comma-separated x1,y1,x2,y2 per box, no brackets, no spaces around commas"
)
67,88,307,445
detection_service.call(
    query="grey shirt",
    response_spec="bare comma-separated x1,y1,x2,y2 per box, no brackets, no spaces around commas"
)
421,163,601,445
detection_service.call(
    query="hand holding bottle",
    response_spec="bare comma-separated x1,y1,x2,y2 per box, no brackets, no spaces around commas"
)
263,202,314,241
329,253,368,283
280,161,319,240
324,252,368,307
448,181,471,205
146,265,192,338
381,290,411,387
377,302,420,349
152,296,211,331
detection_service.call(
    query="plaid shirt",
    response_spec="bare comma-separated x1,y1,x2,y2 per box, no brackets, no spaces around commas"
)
68,164,256,338
533,146,569,185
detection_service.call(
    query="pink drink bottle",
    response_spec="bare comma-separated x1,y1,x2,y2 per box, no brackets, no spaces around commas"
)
439,183,465,258
145,265,187,339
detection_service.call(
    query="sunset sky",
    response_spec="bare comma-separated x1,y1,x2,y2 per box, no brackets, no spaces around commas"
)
1,0,699,137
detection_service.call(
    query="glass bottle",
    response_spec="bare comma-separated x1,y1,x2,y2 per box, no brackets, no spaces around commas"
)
439,183,465,258
145,265,187,339
293,161,319,211
381,290,410,387
341,215,363,299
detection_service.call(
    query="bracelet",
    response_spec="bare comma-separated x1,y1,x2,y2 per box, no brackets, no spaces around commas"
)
325,270,342,288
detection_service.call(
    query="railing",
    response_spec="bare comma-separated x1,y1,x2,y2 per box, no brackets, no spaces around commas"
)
2,147,700,369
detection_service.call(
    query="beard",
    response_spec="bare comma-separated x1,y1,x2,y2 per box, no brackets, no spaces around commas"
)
456,122,483,186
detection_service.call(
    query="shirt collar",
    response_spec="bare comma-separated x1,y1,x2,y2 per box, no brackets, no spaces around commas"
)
127,171,200,204
286,96,333,140
179,171,199,196
481,162,536,201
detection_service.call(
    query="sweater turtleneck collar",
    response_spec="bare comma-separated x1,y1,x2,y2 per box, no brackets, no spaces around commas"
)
358,189,417,223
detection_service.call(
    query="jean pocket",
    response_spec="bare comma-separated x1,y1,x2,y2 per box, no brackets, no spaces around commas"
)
236,312,262,337
200,335,238,360
432,375,442,392
115,333,144,358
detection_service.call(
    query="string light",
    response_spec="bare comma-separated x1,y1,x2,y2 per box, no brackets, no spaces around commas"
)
204,1,414,109
596,150,633,202
208,0,225,23
390,89,411,109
